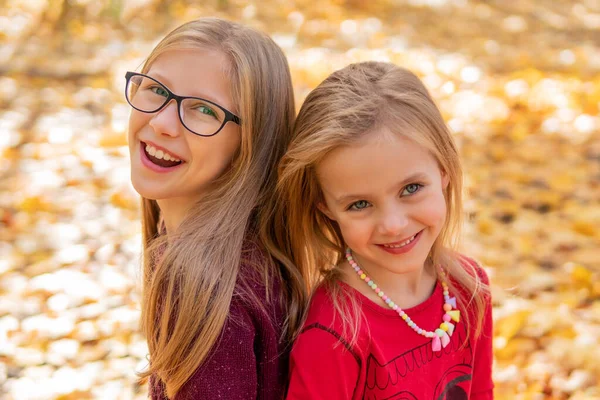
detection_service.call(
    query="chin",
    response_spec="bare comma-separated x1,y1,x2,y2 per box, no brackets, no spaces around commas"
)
130,177,162,200
384,246,430,271
394,257,427,273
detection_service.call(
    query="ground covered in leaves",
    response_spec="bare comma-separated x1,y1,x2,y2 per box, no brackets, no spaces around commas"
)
0,0,599,399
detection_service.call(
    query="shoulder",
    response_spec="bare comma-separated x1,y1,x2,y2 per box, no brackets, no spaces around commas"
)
236,236,278,299
456,253,490,285
293,284,362,358
450,253,493,323
299,283,366,348
240,235,271,274
232,236,285,330
445,253,492,316
302,284,340,329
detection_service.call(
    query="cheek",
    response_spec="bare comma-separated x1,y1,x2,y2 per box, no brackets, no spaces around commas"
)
223,134,242,162
188,131,241,169
128,111,146,140
419,193,448,228
336,216,374,245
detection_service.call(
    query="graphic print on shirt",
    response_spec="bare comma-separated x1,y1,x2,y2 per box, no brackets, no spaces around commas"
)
363,323,473,400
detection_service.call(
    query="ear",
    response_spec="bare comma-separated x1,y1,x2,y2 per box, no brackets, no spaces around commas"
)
317,201,336,221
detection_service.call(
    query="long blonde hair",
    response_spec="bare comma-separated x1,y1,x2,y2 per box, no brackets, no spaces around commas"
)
271,61,489,345
137,18,305,397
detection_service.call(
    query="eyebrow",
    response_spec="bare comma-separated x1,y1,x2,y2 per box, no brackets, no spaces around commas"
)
334,172,429,205
145,71,233,110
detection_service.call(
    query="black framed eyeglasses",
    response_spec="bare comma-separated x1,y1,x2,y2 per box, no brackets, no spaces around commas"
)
124,71,241,137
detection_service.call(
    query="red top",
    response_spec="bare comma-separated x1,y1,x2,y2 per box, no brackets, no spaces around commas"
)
287,258,494,400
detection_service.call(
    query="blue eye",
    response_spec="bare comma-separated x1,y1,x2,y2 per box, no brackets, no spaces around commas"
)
348,200,370,211
402,183,423,196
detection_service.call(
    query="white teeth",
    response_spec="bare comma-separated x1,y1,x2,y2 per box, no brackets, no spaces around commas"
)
383,234,417,249
147,145,156,156
145,144,181,162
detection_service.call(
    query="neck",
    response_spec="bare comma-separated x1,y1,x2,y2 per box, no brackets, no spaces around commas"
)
157,197,196,234
344,252,437,309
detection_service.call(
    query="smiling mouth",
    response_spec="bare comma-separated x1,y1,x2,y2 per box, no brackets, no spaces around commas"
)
381,230,422,248
142,142,183,168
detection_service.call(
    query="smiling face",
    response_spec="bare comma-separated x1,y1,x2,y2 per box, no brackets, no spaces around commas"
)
128,48,242,209
316,128,449,277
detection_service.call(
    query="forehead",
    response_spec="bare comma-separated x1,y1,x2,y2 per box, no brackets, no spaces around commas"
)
316,130,440,196
146,48,234,109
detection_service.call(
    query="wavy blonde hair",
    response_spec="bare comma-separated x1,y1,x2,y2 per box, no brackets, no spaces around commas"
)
270,61,489,345
136,18,306,397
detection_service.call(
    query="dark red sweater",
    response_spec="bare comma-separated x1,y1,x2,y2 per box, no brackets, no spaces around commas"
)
150,241,288,400
287,258,494,400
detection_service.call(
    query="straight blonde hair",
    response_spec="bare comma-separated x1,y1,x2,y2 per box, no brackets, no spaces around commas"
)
136,18,306,398
269,61,489,345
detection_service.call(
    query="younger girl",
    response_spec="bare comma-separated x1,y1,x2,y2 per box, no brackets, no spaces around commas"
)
125,18,306,399
276,62,493,399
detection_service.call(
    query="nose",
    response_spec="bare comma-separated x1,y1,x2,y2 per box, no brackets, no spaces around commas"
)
377,205,409,236
148,99,182,138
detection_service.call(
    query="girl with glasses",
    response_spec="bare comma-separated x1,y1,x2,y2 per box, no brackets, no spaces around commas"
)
125,17,306,399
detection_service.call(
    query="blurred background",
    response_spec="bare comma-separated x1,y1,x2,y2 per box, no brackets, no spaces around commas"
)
0,0,599,399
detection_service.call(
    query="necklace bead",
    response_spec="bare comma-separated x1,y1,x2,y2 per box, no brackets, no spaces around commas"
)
345,248,459,351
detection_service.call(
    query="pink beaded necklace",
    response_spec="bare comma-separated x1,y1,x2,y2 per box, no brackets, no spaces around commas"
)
345,248,460,352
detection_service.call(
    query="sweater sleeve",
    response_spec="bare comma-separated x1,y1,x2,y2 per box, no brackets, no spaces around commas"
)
286,324,361,400
470,268,494,399
173,300,258,400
